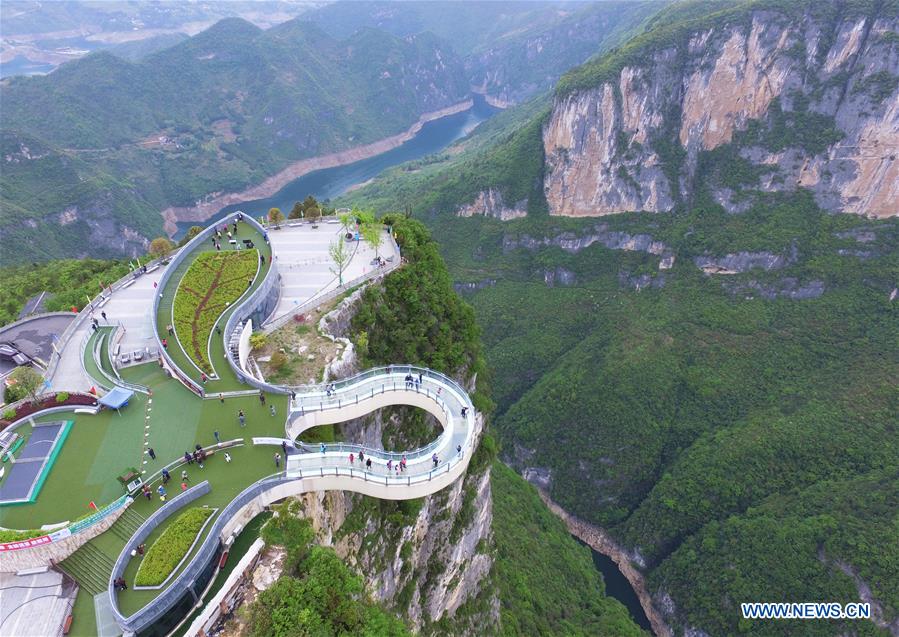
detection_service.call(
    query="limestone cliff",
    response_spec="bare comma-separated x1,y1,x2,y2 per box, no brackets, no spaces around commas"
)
543,3,899,218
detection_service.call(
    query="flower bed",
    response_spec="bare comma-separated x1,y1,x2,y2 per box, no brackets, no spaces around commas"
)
135,507,215,586
172,250,258,374
0,393,97,430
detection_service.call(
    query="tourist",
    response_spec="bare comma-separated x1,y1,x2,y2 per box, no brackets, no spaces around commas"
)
161,338,167,349
147,447,156,460
400,456,406,472
387,459,393,471
432,453,439,468
219,393,224,404
153,281,158,289
137,543,145,556
166,324,174,335
161,468,170,484
181,481,188,491
142,485,152,500
281,440,288,456
211,236,216,246
101,311,107,322
201,372,208,384
214,430,220,444
358,450,365,463
259,392,266,405
418,372,423,386
238,410,246,427
457,444,462,456
270,404,276,417
274,453,281,468
224,452,232,463
366,458,372,470
320,442,326,454
184,451,193,465
349,453,355,465
405,374,413,389
157,484,167,501
181,469,189,482
461,406,468,417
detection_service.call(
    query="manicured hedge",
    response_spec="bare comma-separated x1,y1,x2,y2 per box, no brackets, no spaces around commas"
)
134,507,214,586
172,250,258,373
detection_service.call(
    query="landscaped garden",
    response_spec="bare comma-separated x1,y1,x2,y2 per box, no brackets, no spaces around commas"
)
173,250,259,374
135,507,215,586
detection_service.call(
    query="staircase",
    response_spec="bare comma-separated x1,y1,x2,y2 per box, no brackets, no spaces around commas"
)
58,542,116,596
57,508,146,595
228,321,244,363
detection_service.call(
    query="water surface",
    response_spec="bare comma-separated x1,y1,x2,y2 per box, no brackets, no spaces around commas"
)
177,94,498,236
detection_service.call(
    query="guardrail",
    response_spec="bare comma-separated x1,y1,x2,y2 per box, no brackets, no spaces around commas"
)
46,256,173,384
150,213,264,396
110,476,284,633
260,233,401,334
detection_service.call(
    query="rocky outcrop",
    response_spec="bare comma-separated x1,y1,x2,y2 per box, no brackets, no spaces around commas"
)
542,7,899,218
456,188,527,220
296,409,497,634
693,243,797,275
502,222,674,267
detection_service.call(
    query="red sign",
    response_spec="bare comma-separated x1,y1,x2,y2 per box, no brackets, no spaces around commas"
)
0,535,51,551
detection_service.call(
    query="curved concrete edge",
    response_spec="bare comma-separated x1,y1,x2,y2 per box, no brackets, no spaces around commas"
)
288,387,450,438
112,413,481,633
109,365,479,634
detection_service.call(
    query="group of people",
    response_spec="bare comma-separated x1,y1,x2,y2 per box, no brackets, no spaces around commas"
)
404,372,424,390
184,444,207,468
346,450,409,474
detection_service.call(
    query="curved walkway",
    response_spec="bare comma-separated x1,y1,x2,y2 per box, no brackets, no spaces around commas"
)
108,365,478,634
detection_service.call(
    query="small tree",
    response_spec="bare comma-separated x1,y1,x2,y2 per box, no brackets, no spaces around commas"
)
302,195,319,213
339,211,355,236
268,208,285,228
9,366,43,402
362,223,384,259
179,226,203,247
148,237,174,258
289,201,304,219
306,204,321,224
329,240,351,285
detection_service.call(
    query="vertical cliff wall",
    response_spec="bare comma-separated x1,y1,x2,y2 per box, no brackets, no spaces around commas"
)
543,3,899,218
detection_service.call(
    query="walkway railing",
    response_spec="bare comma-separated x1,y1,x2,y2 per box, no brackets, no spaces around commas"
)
108,363,477,634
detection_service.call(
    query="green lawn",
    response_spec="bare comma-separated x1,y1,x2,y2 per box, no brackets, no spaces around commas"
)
155,222,272,392
0,364,287,530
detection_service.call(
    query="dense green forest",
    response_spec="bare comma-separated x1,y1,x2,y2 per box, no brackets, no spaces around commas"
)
334,1,899,633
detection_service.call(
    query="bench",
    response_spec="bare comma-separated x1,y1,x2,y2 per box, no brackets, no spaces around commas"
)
74,407,98,415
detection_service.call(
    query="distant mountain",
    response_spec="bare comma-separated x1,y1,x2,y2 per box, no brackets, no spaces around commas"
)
0,17,469,264
304,0,666,104
107,33,190,62
0,2,668,266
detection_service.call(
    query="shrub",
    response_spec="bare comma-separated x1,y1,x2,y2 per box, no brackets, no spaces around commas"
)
269,351,288,370
249,332,267,350
55,391,69,403
2,408,16,421
172,250,258,373
135,507,214,586
0,528,46,542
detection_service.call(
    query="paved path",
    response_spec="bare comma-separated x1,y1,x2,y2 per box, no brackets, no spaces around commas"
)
48,268,164,394
267,221,398,324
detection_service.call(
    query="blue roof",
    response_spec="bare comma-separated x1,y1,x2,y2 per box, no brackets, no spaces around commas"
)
99,386,134,409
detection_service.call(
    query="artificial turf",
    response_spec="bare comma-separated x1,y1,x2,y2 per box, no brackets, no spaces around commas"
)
0,364,287,531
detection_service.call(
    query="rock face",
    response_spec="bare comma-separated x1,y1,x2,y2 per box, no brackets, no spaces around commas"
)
456,188,527,220
543,7,899,218
297,409,497,634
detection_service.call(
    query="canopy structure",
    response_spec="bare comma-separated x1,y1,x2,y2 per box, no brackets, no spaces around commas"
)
99,387,134,412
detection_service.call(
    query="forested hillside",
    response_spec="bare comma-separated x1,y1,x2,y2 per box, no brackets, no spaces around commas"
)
336,1,899,634
0,17,469,264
